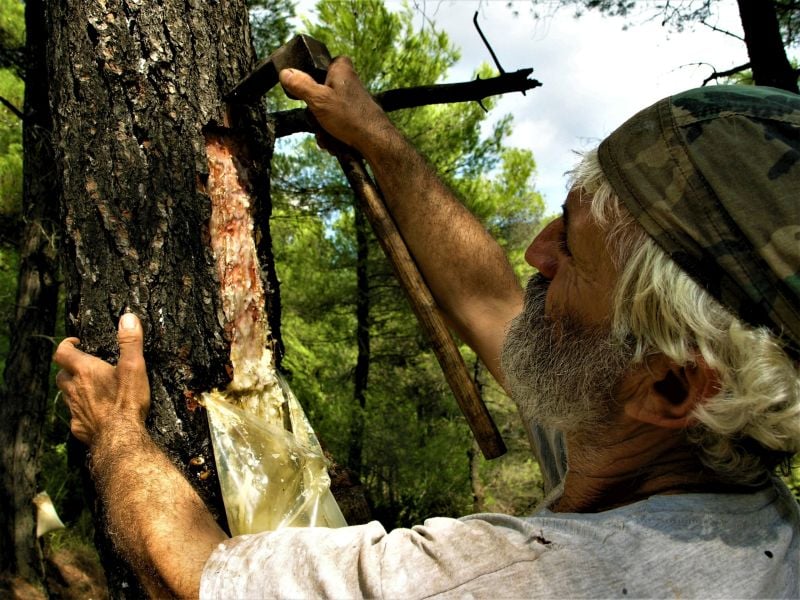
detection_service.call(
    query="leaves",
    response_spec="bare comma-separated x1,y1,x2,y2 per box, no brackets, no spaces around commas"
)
270,0,545,527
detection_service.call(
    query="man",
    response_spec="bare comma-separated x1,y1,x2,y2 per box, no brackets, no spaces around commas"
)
55,57,800,598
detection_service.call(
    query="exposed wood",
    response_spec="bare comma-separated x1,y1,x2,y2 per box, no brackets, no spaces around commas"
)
273,69,542,137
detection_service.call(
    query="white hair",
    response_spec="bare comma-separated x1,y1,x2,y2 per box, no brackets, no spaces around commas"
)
570,148,800,484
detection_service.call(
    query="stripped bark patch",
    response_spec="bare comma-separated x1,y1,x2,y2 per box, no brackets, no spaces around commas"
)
205,130,276,394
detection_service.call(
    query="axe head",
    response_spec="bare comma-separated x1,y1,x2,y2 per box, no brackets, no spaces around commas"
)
226,34,332,104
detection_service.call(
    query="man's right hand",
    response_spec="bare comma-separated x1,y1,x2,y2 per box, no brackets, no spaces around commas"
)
279,56,393,156
54,313,150,448
281,54,524,387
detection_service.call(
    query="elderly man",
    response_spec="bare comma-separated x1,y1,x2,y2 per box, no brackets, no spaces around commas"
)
55,58,800,598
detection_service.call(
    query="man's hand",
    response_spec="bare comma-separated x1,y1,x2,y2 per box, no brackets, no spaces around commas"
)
280,56,523,384
54,312,226,598
54,312,150,447
279,56,393,156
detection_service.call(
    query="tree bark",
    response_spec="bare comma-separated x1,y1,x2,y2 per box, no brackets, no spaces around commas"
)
43,0,277,595
737,0,799,92
0,0,60,586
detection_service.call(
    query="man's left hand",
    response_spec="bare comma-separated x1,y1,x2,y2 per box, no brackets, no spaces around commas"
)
54,312,150,447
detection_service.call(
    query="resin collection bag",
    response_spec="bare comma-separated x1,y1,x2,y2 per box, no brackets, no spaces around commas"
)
203,374,346,536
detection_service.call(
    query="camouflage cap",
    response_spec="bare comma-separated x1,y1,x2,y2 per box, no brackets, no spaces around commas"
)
598,85,800,358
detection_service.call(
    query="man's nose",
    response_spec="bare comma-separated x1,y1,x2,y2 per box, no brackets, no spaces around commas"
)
524,218,563,279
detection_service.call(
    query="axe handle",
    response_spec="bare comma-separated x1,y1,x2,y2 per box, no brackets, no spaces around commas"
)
336,153,506,460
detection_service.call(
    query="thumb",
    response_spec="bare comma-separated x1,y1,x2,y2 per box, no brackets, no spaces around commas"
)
117,312,144,367
279,68,319,102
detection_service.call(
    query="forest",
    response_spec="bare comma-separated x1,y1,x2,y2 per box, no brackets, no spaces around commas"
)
0,0,798,597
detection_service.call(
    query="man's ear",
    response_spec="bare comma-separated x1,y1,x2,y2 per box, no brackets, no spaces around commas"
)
623,353,720,429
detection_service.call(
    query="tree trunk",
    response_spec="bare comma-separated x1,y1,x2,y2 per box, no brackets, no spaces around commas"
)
0,0,60,586
44,0,277,595
737,0,799,93
348,201,370,477
469,359,485,513
468,444,485,513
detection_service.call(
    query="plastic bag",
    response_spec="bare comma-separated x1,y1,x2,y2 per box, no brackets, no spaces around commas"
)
203,374,346,536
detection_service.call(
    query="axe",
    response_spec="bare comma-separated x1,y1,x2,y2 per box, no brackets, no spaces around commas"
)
227,35,506,459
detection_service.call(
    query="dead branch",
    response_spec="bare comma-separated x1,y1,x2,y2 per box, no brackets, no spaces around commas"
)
699,19,745,42
0,96,24,120
271,69,541,138
702,62,751,86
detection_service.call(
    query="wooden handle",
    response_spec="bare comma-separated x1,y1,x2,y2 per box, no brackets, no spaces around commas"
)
336,153,506,459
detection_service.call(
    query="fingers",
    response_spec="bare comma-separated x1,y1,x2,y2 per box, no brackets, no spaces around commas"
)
53,337,85,372
116,313,150,412
117,313,144,369
279,56,357,100
325,56,356,84
55,370,74,402
279,67,322,103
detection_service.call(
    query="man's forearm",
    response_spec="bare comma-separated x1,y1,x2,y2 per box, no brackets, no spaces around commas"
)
91,422,226,598
279,61,524,380
357,126,523,379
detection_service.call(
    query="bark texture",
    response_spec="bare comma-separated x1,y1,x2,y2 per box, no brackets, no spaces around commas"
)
0,0,60,585
44,0,277,595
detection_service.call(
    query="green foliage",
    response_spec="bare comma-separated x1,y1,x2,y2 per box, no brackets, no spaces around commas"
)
724,57,799,86
271,0,544,527
248,0,296,59
0,0,25,75
0,246,17,373
782,456,800,503
0,0,24,47
0,67,23,217
0,0,23,228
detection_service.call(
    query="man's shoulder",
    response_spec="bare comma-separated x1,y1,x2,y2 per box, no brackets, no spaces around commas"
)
201,485,799,599
465,481,800,598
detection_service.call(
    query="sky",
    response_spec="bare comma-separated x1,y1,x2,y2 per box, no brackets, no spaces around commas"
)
294,0,797,215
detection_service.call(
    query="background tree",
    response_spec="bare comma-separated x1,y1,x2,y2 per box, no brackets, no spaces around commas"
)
270,0,546,527
527,0,799,92
0,0,62,591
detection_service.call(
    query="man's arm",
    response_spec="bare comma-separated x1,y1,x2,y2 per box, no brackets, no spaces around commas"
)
54,314,226,599
280,59,524,382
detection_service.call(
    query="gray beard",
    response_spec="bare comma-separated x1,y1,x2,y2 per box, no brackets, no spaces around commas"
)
500,274,635,435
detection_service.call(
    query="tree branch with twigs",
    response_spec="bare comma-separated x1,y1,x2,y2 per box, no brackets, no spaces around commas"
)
271,69,542,137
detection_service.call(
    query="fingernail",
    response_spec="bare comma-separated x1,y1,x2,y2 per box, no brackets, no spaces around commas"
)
120,313,137,330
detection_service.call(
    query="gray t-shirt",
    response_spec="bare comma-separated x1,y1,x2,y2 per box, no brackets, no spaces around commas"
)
200,478,800,598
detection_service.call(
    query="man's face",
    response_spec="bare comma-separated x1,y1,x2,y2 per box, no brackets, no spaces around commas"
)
500,190,635,434
522,188,619,325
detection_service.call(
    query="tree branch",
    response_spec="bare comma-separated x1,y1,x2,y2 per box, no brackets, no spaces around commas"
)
702,62,751,86
271,69,541,138
699,19,745,41
0,95,24,120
